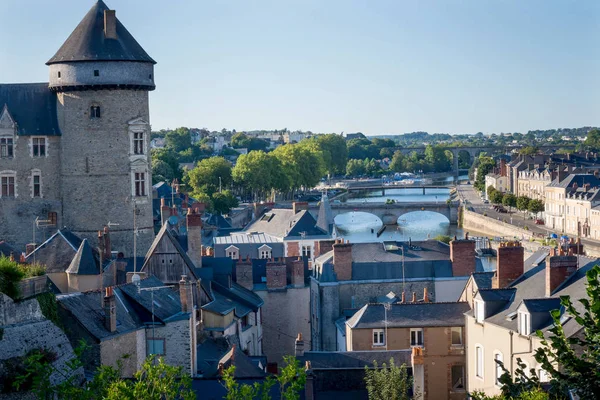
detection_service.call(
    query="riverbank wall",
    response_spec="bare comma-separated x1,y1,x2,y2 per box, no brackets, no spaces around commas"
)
462,209,600,258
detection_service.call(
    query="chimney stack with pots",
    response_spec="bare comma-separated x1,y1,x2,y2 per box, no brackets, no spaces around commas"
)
332,241,352,281
292,202,309,214
449,237,476,276
546,251,578,297
493,241,524,289
187,208,203,268
104,287,116,333
295,333,305,357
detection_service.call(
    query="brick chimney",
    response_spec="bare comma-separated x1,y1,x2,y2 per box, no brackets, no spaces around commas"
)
104,10,117,39
546,253,577,297
266,261,287,289
160,198,171,226
493,241,524,288
236,261,254,290
317,239,335,256
103,287,116,333
449,238,476,276
292,202,309,214
179,275,194,313
25,243,37,256
288,257,305,288
332,241,352,281
187,209,203,268
295,333,305,357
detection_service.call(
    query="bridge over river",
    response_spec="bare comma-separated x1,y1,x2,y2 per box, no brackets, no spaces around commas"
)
307,201,460,225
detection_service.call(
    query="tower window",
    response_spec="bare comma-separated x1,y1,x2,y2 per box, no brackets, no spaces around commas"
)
134,132,144,155
0,138,13,158
32,138,46,157
57,71,61,78
1,173,15,197
149,74,152,79
135,172,146,196
94,70,100,77
90,106,101,119
32,173,41,198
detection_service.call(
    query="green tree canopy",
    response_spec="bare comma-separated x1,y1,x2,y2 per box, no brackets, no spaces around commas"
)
516,196,531,212
151,148,182,182
315,134,348,175
165,127,192,153
364,358,412,400
272,143,325,190
475,156,495,191
502,193,517,211
583,129,600,151
186,156,232,196
527,199,544,216
233,151,288,200
211,190,239,215
231,132,269,152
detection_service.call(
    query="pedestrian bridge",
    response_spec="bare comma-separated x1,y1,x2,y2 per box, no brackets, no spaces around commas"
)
308,201,459,225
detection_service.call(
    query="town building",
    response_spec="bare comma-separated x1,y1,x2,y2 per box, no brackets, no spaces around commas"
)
57,276,198,377
0,1,155,255
345,301,470,400
311,238,484,351
464,243,597,397
543,173,600,234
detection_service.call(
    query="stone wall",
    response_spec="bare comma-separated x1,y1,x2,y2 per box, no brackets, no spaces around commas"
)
147,318,192,375
0,134,62,251
256,286,310,365
57,89,154,257
100,329,144,377
0,294,83,390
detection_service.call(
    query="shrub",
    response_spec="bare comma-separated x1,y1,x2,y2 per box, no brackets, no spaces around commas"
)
433,235,452,244
0,256,25,299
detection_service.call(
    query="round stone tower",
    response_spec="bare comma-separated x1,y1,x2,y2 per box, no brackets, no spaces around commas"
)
47,0,156,256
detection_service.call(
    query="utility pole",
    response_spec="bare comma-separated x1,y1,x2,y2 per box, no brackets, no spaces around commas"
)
384,302,391,350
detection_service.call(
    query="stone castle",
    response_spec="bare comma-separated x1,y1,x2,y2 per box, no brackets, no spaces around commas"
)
0,1,155,255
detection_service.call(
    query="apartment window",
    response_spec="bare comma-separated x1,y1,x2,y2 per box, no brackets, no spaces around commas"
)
1,174,15,197
134,172,146,196
372,329,385,346
134,131,144,154
32,137,46,157
90,105,101,119
494,352,504,385
302,245,311,258
518,311,530,335
451,365,465,391
475,300,485,323
32,172,41,198
451,327,463,346
146,338,165,356
410,328,423,347
0,138,13,158
476,346,484,378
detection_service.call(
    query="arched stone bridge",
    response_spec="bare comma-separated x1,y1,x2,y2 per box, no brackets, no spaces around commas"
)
308,201,459,225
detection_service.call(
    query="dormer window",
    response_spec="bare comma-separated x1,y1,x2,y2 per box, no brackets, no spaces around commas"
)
226,246,239,260
90,105,101,119
474,299,485,323
259,245,272,259
518,311,530,335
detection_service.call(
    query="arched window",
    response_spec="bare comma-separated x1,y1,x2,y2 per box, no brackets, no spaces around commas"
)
475,345,484,379
90,105,101,119
494,351,503,385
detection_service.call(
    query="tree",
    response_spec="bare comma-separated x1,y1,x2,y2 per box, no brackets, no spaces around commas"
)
491,190,504,205
364,358,412,400
583,129,600,151
272,143,325,190
151,159,175,184
316,134,348,175
346,159,366,177
424,145,451,172
13,344,195,400
519,146,539,156
532,265,600,399
389,151,406,172
151,148,182,181
164,127,192,153
231,132,269,152
233,151,288,200
186,157,232,196
212,190,239,215
487,185,497,199
222,355,305,400
527,199,544,217
517,196,531,218
503,193,517,212
475,156,495,191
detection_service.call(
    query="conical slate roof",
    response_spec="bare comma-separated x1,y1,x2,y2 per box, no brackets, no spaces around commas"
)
47,0,155,65
66,239,99,275
316,193,334,234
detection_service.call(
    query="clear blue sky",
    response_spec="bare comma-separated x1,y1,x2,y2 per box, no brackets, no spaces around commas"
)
1,0,598,135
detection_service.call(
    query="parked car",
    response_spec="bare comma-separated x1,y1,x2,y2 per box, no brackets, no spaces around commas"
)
483,199,489,204
535,219,545,225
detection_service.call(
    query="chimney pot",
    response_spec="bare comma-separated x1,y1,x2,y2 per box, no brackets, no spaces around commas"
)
103,287,116,333
104,10,117,39
411,292,417,303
